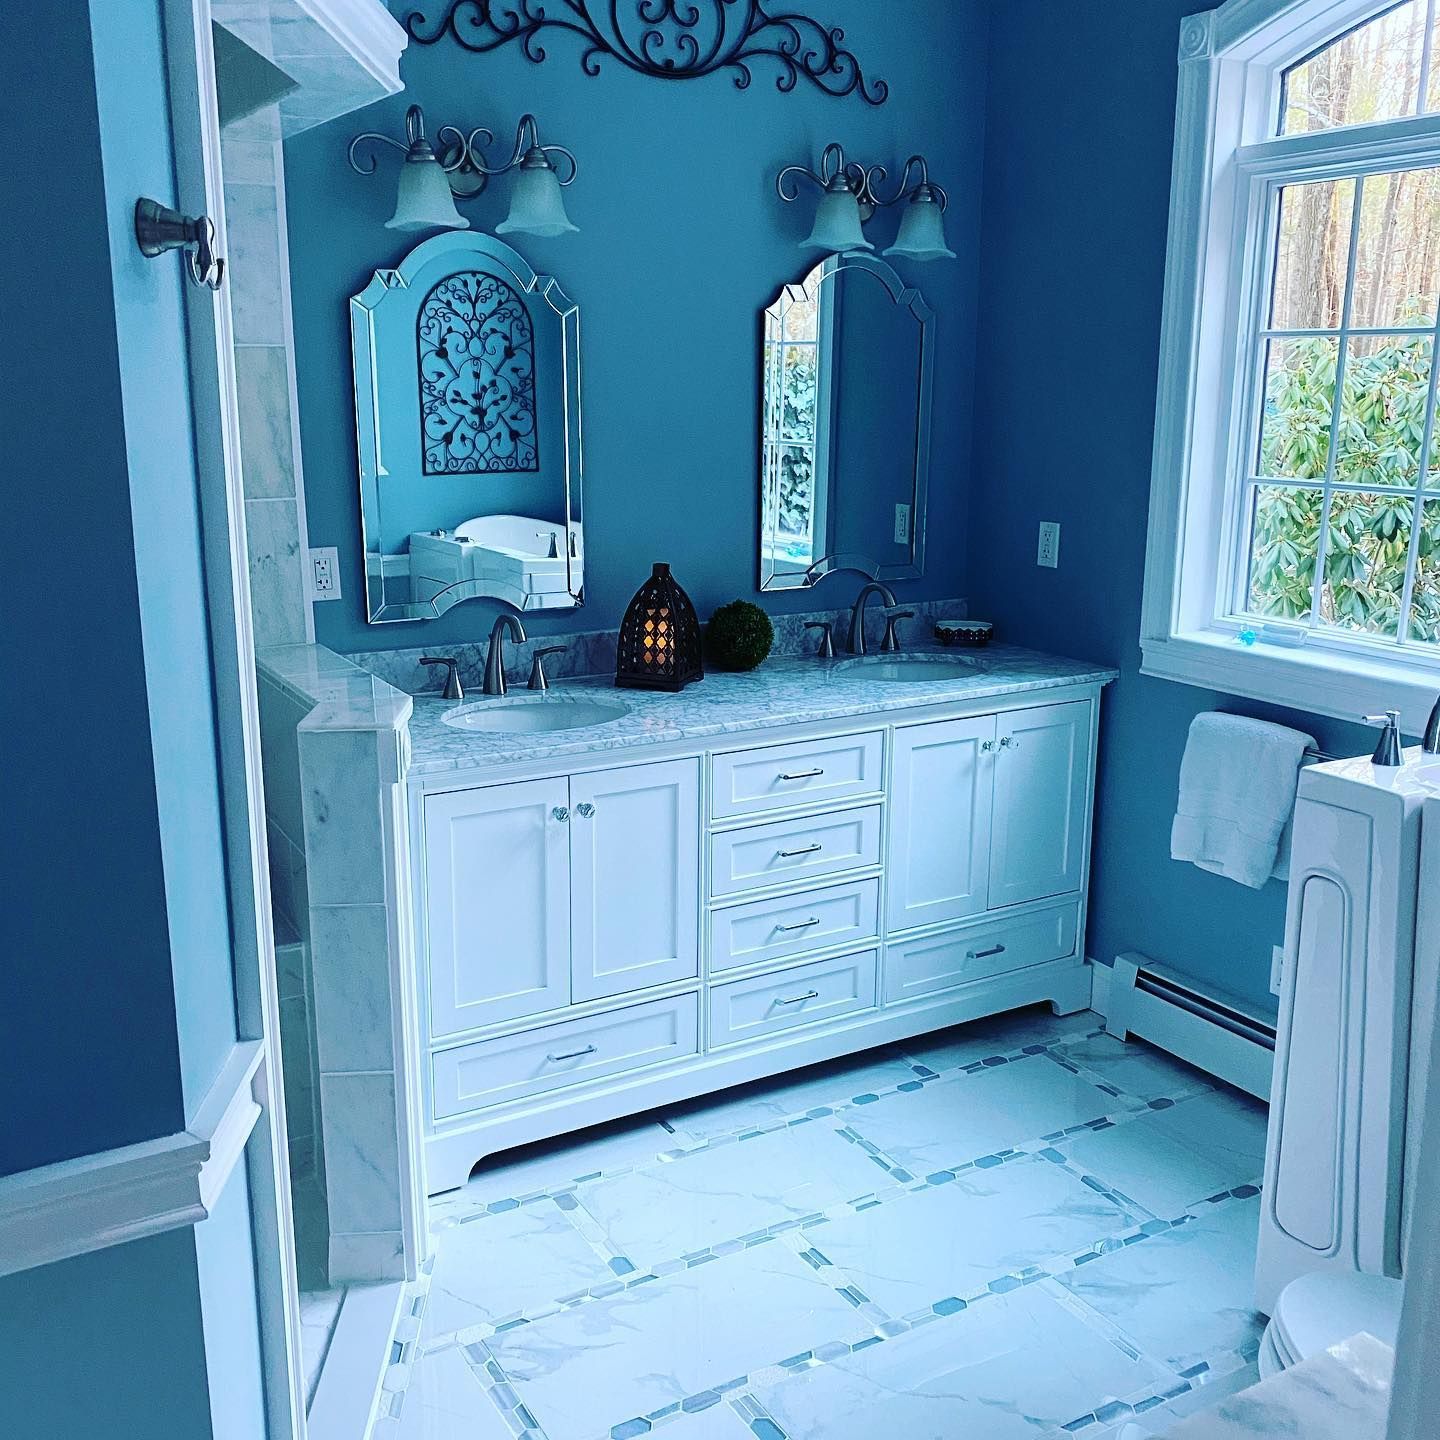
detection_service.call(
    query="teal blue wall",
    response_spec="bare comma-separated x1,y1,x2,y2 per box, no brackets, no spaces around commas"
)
2,5,267,1437
1,0,185,1174
972,0,1372,1007
0,1232,215,1440
284,0,989,652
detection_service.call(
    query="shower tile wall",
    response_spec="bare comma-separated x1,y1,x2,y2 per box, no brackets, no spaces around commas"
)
258,668,322,1185
221,103,313,648
260,644,423,1285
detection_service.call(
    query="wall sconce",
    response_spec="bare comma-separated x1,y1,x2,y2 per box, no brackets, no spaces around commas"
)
348,105,579,237
776,142,955,261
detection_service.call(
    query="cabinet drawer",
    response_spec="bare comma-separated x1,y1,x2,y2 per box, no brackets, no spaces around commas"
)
710,877,880,975
710,805,882,898
431,993,699,1121
885,903,1079,1005
711,731,884,820
709,950,878,1049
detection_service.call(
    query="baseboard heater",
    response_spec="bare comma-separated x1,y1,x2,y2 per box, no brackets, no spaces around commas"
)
1105,952,1277,1101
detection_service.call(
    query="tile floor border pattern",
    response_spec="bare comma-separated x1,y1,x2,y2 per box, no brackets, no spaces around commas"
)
375,1021,1259,1440
378,1184,1264,1440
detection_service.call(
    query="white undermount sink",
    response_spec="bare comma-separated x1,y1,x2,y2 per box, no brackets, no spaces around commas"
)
441,694,632,734
835,654,981,682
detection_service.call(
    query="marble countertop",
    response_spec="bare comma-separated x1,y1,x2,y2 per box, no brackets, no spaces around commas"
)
1161,1332,1392,1439
258,643,413,734
402,643,1117,779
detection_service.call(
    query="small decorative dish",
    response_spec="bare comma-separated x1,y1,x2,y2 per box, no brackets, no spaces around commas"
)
935,620,993,648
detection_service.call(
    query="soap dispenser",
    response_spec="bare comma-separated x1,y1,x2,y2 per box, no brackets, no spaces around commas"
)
1364,709,1405,767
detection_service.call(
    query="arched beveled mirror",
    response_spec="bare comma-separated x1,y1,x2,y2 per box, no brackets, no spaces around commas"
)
351,230,584,623
758,252,934,591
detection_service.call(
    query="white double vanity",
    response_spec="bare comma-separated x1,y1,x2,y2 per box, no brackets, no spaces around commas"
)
402,648,1115,1193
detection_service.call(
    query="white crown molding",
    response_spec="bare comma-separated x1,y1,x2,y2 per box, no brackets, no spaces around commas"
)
295,0,407,93
0,1041,265,1278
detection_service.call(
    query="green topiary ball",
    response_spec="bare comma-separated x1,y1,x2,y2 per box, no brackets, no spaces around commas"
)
706,599,774,672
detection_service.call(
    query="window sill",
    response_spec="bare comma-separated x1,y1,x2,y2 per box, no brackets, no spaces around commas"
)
1140,629,1440,735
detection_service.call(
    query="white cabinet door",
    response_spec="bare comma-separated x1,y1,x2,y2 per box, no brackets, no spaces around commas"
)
424,778,572,1037
988,701,1090,909
888,715,997,932
570,758,700,1003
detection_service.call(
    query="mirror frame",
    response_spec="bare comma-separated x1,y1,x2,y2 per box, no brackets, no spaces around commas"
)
757,252,935,593
350,231,584,624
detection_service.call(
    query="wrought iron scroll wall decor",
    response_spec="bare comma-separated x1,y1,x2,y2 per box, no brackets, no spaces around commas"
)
404,1,888,105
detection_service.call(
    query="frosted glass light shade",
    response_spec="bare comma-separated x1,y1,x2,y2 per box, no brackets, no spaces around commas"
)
883,191,955,261
496,163,578,238
386,154,468,232
802,186,872,254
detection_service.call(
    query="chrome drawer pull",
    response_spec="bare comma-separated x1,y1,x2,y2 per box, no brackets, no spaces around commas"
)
999,735,1019,750
552,806,570,822
778,768,825,781
968,943,1007,959
775,917,821,933
576,802,596,819
776,990,820,1006
546,1044,597,1063
777,843,823,858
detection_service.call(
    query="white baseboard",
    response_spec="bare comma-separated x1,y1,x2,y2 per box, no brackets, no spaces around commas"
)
0,1040,265,1277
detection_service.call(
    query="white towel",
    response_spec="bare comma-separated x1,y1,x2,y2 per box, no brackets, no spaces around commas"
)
1171,713,1315,889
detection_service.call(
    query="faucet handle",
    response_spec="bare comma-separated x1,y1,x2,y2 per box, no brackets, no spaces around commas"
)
528,645,567,692
881,609,915,653
419,655,463,700
803,620,835,658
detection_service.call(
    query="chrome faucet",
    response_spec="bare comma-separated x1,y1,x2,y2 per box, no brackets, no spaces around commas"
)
483,613,527,696
847,581,898,655
1424,694,1440,755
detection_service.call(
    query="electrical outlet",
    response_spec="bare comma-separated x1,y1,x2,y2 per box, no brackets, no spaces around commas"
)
307,546,341,602
1037,521,1061,569
1270,944,1285,997
894,503,911,546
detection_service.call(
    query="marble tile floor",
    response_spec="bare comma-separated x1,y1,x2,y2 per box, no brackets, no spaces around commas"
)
373,1006,1271,1440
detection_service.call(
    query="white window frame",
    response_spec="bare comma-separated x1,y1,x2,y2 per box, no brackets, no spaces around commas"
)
1143,0,1440,732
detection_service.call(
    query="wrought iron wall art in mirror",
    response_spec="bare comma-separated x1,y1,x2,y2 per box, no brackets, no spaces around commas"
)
404,2,886,105
759,253,934,592
351,231,584,623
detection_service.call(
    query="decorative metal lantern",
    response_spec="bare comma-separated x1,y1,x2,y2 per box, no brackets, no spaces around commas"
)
615,563,703,692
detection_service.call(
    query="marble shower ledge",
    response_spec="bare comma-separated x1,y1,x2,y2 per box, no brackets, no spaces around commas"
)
402,644,1118,779
260,643,412,735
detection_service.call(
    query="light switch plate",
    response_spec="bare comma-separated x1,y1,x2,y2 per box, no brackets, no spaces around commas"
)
894,503,911,545
1270,944,1285,997
307,546,342,602
1037,521,1060,569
